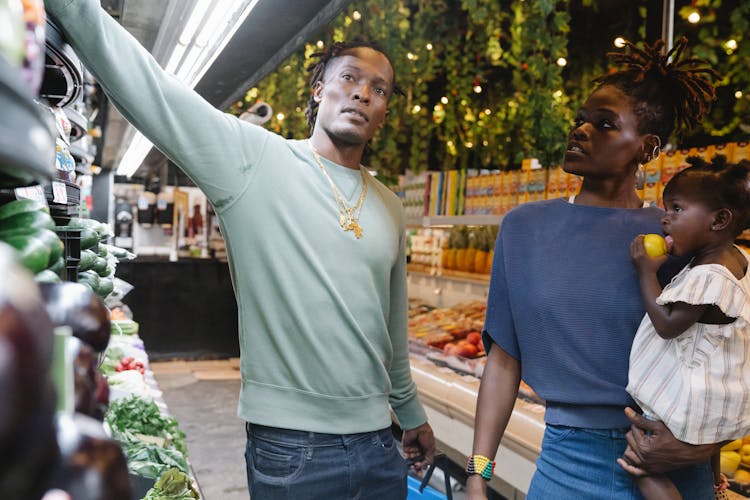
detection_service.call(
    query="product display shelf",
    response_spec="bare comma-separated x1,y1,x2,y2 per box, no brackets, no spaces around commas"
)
0,56,56,187
107,329,204,499
423,214,503,227
39,18,84,108
407,271,490,309
409,355,544,498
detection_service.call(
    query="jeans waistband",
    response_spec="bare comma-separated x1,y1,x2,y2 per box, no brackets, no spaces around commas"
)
547,423,631,439
245,422,394,447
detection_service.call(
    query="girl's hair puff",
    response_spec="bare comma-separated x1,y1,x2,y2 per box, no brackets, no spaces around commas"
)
594,37,718,144
667,155,750,234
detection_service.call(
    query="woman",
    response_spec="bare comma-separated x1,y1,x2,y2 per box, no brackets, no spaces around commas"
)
467,38,720,499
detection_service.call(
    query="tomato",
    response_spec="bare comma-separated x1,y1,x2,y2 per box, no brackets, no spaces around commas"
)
466,332,482,345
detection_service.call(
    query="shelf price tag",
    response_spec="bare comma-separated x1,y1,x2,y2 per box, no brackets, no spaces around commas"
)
14,185,46,203
52,181,68,204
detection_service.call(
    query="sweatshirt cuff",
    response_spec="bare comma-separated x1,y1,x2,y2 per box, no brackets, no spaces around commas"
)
392,396,428,430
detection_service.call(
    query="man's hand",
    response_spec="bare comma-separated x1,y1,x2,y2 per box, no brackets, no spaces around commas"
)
402,422,436,471
617,408,717,475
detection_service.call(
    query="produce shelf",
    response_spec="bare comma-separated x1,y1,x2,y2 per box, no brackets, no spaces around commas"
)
38,19,84,108
0,56,56,187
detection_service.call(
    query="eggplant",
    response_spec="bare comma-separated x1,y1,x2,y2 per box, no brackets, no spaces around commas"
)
51,413,132,500
0,242,55,442
70,338,98,418
39,282,111,352
0,243,59,499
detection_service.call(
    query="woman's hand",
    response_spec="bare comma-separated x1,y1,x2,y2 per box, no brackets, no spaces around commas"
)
617,408,717,475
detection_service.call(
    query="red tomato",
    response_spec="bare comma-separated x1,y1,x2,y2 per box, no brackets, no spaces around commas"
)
466,332,482,345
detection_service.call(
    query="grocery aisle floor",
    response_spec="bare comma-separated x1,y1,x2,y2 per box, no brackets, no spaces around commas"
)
151,358,468,500
151,358,248,500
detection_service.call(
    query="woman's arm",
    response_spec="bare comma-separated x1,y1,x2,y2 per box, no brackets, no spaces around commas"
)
466,343,521,499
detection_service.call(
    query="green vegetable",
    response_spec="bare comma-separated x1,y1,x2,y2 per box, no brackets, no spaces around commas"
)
99,346,127,376
77,269,101,292
97,277,114,297
102,243,136,261
0,210,55,231
144,468,199,499
0,227,64,266
122,442,189,479
92,255,108,274
35,269,62,284
69,217,111,242
105,396,187,455
49,257,65,274
79,227,99,249
0,199,49,220
111,320,139,336
78,249,97,271
0,234,50,273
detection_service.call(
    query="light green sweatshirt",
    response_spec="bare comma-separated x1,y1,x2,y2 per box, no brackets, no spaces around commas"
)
46,0,427,433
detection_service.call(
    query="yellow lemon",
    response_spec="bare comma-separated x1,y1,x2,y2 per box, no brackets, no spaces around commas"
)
722,438,744,452
643,234,667,257
721,451,741,475
734,468,750,483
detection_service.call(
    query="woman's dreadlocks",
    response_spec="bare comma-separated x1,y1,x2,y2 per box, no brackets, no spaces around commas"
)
594,37,718,143
304,40,402,132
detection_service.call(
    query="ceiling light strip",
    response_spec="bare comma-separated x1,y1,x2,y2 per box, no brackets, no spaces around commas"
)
116,0,259,176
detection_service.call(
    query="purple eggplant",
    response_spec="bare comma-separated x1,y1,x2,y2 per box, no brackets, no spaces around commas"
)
39,282,111,352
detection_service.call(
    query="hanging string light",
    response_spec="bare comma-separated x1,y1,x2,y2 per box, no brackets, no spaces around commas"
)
473,77,482,94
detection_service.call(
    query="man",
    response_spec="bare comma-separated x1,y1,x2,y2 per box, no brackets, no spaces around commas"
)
43,1,435,498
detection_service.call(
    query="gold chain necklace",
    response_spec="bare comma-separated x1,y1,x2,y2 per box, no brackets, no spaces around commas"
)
308,140,367,239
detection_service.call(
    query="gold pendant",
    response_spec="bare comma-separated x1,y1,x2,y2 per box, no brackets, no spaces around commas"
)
339,214,347,228
348,219,363,239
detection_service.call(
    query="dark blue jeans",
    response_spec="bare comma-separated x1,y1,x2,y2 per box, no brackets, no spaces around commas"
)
244,423,408,500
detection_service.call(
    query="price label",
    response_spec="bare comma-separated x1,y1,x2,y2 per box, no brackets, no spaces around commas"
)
14,185,47,203
52,181,68,204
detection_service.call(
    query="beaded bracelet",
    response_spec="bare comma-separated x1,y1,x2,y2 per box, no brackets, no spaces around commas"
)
466,454,495,480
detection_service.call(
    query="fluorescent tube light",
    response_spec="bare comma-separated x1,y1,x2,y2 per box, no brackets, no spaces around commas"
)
116,0,259,177
116,130,153,177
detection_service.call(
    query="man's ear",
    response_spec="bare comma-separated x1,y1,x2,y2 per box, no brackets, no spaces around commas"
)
313,81,324,103
712,208,733,231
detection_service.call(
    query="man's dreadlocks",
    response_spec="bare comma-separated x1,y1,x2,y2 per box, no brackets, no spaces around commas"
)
594,37,718,144
304,40,401,132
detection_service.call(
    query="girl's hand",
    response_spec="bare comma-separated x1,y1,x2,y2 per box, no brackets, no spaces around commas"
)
715,472,729,492
630,235,668,274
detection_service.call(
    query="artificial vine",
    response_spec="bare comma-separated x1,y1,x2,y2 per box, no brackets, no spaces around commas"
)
227,0,748,183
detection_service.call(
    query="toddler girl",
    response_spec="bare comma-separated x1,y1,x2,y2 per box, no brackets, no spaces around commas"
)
625,156,750,499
